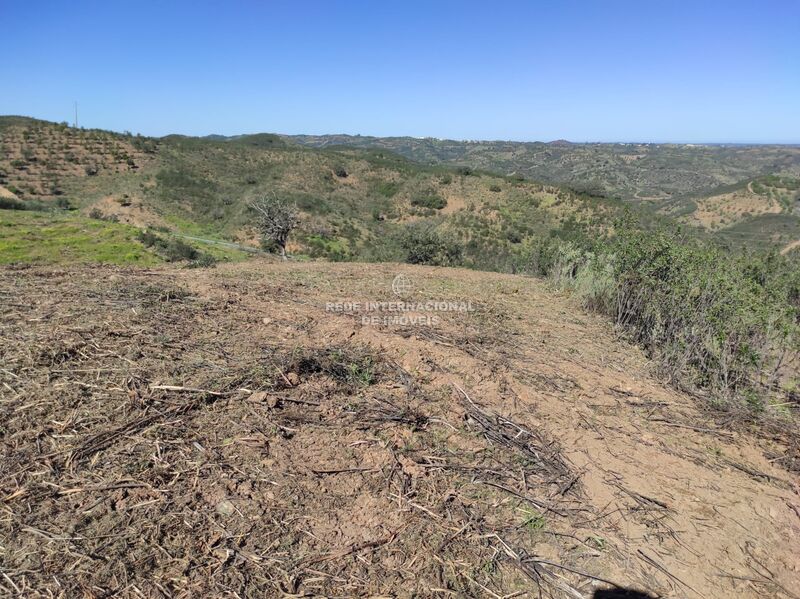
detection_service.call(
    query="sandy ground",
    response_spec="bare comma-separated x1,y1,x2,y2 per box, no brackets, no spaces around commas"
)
1,260,798,598
781,239,800,255
0,185,19,200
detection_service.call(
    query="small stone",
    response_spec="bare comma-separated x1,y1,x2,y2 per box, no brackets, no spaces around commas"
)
262,317,272,325
286,372,300,386
212,546,232,564
216,499,235,516
248,391,268,402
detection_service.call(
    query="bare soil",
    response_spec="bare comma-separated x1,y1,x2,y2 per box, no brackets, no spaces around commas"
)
84,195,169,229
0,186,19,200
781,239,800,256
1,261,798,598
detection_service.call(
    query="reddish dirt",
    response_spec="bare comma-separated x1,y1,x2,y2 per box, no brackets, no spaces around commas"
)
1,261,798,598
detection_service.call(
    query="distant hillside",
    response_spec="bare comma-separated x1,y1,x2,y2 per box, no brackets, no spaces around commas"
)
286,133,800,248
4,116,800,260
0,116,623,267
287,134,800,200
0,117,155,204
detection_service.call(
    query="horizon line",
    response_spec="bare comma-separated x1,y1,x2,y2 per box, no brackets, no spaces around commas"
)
3,114,800,146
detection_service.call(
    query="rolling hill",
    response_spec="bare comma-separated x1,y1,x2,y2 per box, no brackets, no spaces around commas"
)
0,116,624,267
287,133,800,202
5,116,800,260
288,133,800,248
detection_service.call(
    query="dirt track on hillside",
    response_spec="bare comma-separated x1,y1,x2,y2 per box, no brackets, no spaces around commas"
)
1,261,798,598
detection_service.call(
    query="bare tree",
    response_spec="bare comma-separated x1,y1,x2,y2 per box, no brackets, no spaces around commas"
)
249,194,299,260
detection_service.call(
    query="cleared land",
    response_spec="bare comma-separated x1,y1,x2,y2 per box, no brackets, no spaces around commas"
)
2,260,798,598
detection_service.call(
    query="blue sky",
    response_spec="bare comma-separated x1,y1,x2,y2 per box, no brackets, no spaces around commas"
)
3,0,799,142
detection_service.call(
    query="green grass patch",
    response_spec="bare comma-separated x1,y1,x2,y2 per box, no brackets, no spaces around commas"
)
162,213,224,238
369,179,401,198
0,211,162,265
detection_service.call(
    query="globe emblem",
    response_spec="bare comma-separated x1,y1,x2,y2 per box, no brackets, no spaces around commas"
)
391,274,413,297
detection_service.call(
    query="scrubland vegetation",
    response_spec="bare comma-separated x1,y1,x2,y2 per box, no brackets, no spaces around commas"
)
521,217,800,414
2,116,800,418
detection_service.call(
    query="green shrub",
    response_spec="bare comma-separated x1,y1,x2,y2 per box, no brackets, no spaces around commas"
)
400,223,462,266
138,229,211,263
187,253,217,268
535,218,800,410
295,194,330,214
138,229,162,247
411,194,447,210
572,252,616,313
372,180,401,198
0,197,27,210
523,235,568,276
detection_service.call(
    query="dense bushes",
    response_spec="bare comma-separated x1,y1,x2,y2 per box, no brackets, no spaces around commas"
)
400,223,462,266
138,229,216,265
411,194,447,210
0,197,64,212
527,219,800,412
0,196,28,210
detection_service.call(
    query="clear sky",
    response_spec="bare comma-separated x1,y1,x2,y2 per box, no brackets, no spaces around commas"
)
3,0,799,142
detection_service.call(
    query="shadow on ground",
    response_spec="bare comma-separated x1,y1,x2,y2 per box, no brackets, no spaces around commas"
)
594,589,658,598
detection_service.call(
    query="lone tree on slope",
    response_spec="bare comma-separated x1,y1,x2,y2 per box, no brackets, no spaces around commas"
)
249,194,299,260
